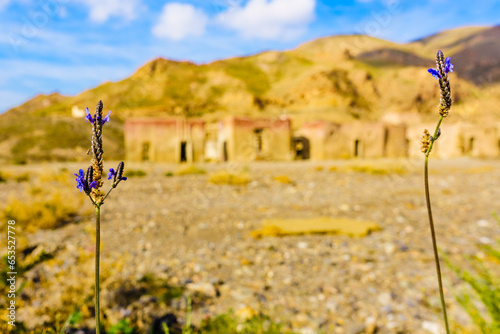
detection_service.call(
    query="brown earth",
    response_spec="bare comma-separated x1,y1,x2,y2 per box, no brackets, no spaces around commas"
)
1,158,499,333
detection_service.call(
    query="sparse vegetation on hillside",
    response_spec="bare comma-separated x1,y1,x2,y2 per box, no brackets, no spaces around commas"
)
2,27,500,162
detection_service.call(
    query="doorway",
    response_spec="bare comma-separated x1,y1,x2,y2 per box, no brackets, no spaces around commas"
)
293,136,310,160
180,141,187,163
354,139,362,158
141,142,150,161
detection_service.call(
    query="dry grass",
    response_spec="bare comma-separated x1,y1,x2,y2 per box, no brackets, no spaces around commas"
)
273,175,293,184
328,163,410,175
208,170,251,185
175,165,207,176
251,217,381,238
1,169,92,232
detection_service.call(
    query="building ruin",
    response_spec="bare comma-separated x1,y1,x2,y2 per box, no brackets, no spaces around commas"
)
124,116,500,163
295,121,407,159
217,116,292,162
125,118,205,163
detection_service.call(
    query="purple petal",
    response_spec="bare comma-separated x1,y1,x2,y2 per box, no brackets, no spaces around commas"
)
108,168,116,180
102,111,111,125
75,169,85,192
445,57,454,74
428,68,441,79
121,177,127,181
89,181,98,189
85,108,94,123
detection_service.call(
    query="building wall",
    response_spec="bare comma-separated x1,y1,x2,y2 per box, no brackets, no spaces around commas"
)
295,121,342,160
460,123,499,158
384,124,408,158
407,122,499,159
125,118,205,163
218,116,292,162
297,121,408,160
125,117,500,163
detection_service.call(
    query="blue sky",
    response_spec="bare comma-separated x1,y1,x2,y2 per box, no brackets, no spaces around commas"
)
0,0,499,113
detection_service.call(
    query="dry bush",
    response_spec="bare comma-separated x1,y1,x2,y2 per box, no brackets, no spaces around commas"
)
175,165,206,176
273,175,293,184
208,170,251,185
1,169,92,232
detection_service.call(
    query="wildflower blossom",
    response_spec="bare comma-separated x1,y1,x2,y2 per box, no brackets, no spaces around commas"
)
75,169,85,191
85,107,94,123
108,167,127,182
427,51,452,117
85,106,110,126
103,111,111,125
444,57,454,74
75,168,97,194
428,69,442,79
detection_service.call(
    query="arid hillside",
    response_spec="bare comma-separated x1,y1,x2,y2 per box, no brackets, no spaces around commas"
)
2,26,500,163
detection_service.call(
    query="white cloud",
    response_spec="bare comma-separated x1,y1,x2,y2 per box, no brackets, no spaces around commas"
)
217,0,316,40
0,0,11,12
77,0,141,23
152,3,208,41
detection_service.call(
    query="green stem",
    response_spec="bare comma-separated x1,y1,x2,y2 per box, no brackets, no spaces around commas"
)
102,187,114,202
87,194,97,206
424,155,450,334
95,205,101,334
425,116,443,158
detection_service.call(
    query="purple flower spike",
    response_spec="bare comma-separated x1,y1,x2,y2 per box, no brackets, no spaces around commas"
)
85,107,94,123
103,111,111,125
108,168,116,180
445,57,454,74
75,169,86,192
428,68,441,80
75,168,98,193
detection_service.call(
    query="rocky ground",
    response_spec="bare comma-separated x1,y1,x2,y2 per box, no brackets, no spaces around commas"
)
1,158,500,334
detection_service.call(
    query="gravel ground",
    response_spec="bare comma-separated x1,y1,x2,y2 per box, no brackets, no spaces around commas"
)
2,158,500,333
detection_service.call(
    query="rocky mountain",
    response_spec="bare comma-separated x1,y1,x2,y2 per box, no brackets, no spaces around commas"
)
1,25,500,163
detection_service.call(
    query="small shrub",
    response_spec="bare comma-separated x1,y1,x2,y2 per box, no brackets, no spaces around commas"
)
273,175,293,184
1,173,91,232
165,171,174,177
198,310,292,334
208,171,251,185
67,310,83,326
14,173,30,182
108,319,135,334
176,165,206,176
124,169,147,177
12,157,27,165
0,172,8,183
345,165,407,175
445,213,500,333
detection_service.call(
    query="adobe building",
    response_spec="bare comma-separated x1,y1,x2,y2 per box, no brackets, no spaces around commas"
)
407,122,500,158
295,121,407,160
217,116,292,162
293,121,341,160
125,118,205,163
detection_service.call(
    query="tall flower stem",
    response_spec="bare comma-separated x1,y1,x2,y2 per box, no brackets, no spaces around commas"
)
95,204,101,334
424,116,450,334
75,101,126,334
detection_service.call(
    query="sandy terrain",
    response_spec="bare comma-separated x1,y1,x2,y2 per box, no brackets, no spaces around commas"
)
1,158,499,333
